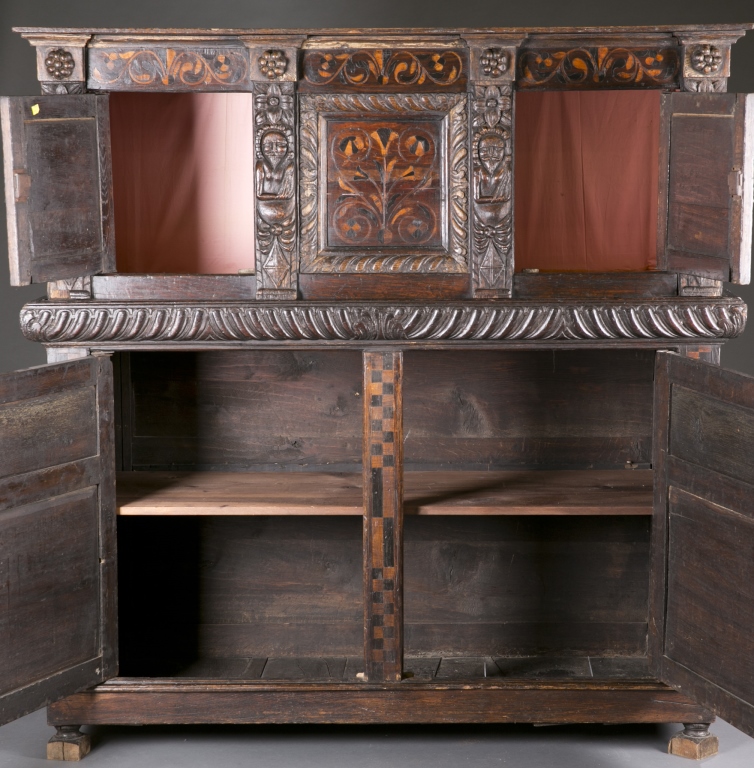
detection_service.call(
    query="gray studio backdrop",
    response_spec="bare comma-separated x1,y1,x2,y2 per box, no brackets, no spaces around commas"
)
1,0,753,374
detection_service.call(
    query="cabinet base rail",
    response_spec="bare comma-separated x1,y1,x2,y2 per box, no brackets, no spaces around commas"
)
48,680,711,726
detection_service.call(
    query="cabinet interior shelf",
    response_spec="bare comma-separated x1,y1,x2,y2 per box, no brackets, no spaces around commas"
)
116,469,653,516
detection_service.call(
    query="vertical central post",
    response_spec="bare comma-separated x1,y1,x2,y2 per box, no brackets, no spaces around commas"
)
363,349,404,682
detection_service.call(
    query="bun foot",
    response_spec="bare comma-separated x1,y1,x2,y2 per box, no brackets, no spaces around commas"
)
668,723,718,760
47,726,91,761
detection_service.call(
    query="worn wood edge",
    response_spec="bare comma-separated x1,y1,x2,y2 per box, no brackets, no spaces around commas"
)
0,658,105,728
0,97,25,285
92,275,256,300
735,93,754,284
19,298,747,345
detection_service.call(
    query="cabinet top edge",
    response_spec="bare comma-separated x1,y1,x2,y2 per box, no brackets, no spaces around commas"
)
12,24,754,38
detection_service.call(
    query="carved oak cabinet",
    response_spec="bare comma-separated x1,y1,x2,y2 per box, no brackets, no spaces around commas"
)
1,23,754,762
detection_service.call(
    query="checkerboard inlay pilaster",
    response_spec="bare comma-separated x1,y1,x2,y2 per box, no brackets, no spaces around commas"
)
363,350,403,682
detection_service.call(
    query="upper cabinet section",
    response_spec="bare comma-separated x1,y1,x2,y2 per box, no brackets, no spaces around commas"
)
3,24,753,302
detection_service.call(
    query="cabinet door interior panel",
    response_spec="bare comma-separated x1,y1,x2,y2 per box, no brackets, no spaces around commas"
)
0,358,115,726
651,352,754,738
0,95,114,285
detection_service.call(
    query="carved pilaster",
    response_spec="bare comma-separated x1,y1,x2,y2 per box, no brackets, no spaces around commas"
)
676,31,744,93
252,81,298,300
21,33,90,95
463,35,522,299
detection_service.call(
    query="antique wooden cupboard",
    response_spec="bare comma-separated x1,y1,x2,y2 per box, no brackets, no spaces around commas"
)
1,23,754,762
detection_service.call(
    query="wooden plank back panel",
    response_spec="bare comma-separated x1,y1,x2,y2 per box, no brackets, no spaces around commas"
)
123,350,654,472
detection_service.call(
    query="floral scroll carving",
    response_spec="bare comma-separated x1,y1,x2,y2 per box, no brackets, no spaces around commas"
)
518,47,680,88
471,85,512,296
254,82,298,299
89,47,249,89
299,93,468,274
302,49,465,90
20,299,746,345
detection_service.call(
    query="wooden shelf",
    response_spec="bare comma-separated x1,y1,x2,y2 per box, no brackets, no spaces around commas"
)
116,469,653,516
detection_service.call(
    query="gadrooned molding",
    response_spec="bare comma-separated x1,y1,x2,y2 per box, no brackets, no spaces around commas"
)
20,299,746,344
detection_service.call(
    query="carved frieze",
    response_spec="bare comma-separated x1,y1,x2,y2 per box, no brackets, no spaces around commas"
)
20,299,746,345
88,46,250,90
518,47,680,88
301,49,467,91
471,85,513,297
299,93,468,274
254,82,298,299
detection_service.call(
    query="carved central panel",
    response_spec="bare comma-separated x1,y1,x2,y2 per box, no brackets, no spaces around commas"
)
299,93,468,274
326,118,442,249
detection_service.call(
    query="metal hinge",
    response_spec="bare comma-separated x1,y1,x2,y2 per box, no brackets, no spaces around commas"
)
729,167,743,197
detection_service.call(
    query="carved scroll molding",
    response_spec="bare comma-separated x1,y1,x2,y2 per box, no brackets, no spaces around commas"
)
253,82,298,300
517,47,680,88
299,93,468,274
21,299,746,345
471,85,512,298
21,33,90,94
301,49,467,91
88,45,250,90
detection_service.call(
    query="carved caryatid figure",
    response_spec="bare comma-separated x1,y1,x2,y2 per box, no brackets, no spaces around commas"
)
256,128,295,201
474,128,511,204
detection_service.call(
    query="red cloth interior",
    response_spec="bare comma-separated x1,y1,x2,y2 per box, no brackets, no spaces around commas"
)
110,93,255,274
514,90,660,272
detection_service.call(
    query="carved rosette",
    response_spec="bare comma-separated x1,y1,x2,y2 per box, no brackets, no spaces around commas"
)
44,48,75,79
253,82,298,299
471,84,513,297
20,299,746,345
680,38,733,93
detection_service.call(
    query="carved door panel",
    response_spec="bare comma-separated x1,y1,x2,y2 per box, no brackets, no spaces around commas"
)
1,95,114,285
650,352,754,735
659,92,754,283
0,357,116,725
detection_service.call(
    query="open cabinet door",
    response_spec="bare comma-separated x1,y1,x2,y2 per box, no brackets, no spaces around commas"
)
0,95,114,285
0,356,116,725
650,351,754,735
660,92,754,283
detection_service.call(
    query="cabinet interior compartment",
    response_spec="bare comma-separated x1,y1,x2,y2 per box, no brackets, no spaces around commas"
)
114,349,656,681
109,93,256,275
514,90,661,273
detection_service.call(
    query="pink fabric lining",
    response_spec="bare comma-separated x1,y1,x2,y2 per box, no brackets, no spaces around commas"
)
514,91,660,272
111,93,255,274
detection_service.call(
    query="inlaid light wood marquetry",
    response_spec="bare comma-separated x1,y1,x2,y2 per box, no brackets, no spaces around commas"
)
363,351,403,682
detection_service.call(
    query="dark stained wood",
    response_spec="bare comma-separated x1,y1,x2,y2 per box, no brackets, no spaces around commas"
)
115,469,653,516
363,351,404,682
125,351,363,471
651,352,754,738
663,93,753,283
93,275,256,300
47,682,712,726
0,95,113,285
404,349,655,470
299,274,471,301
0,357,116,726
513,272,677,299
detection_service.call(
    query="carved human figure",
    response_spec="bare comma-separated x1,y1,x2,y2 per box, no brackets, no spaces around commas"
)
475,130,511,203
256,129,295,200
